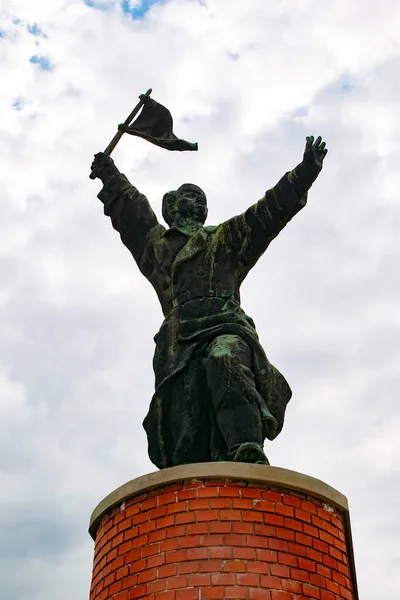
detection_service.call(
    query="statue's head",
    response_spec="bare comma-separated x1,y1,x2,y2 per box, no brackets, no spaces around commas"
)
162,183,208,227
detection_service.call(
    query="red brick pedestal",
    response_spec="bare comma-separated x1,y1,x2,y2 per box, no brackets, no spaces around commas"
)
89,464,358,600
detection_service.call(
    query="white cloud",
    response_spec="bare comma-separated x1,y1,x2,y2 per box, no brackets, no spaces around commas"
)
0,367,28,419
0,0,399,599
123,0,143,10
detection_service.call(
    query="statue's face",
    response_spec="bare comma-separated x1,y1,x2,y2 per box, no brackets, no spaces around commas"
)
163,185,208,226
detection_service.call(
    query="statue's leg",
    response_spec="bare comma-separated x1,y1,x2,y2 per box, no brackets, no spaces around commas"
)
204,334,269,465
167,354,212,466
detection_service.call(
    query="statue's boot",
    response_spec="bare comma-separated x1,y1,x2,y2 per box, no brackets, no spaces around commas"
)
216,405,270,465
233,442,270,465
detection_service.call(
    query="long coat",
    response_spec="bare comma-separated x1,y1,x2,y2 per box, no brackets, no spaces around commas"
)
98,170,309,468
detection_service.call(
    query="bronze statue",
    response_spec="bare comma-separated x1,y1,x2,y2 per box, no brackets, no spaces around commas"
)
90,92,327,469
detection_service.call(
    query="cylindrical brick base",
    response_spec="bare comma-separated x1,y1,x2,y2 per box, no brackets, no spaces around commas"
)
89,464,358,600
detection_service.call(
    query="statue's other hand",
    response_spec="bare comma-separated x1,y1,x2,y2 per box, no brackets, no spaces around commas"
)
91,152,119,184
303,136,328,170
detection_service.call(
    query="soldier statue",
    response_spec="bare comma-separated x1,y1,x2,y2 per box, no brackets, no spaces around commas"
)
90,92,327,469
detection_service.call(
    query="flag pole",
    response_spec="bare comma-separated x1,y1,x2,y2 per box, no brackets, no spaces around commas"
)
89,88,152,180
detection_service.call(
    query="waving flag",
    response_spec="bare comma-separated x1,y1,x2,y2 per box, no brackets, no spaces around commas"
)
119,95,198,152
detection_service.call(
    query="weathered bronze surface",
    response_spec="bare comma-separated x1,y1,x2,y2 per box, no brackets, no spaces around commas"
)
90,135,327,469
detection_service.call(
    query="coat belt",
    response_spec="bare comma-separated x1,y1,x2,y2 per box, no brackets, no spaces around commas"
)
168,288,239,311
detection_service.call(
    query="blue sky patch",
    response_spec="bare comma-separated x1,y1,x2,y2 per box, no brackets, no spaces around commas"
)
12,98,24,111
27,23,46,37
84,0,105,7
83,0,115,9
122,0,165,19
29,55,52,71
82,0,166,15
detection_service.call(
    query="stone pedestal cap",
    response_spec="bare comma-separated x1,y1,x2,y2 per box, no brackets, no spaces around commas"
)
90,463,349,539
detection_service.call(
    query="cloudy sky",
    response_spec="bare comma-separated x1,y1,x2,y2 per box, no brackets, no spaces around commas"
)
0,0,399,598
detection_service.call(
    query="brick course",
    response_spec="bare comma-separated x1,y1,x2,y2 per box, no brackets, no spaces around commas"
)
90,479,355,600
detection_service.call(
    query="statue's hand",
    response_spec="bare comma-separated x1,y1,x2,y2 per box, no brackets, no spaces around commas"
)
91,152,119,184
303,136,328,170
138,93,151,104
118,123,130,133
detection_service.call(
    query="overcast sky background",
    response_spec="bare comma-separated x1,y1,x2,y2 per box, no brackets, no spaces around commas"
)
0,0,399,598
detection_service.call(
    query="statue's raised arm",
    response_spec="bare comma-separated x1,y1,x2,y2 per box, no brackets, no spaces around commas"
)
91,152,161,274
222,135,328,284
